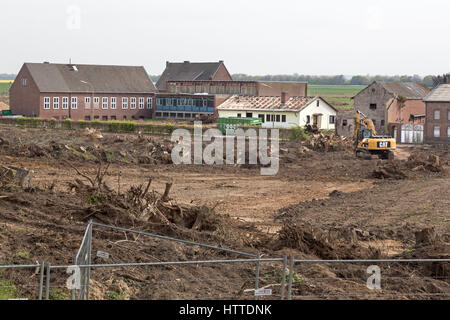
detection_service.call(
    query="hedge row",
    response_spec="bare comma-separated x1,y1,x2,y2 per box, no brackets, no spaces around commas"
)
2,117,313,140
10,117,183,135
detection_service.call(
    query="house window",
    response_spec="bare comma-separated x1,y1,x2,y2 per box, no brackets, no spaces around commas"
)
329,115,335,124
282,115,286,122
246,112,253,118
275,114,280,122
71,97,78,109
381,120,385,126
111,116,116,120
102,116,108,121
93,97,100,108
62,97,69,109
316,100,320,107
44,97,50,109
271,114,276,122
53,97,59,109
84,116,91,121
130,97,136,109
434,110,440,120
85,97,91,109
94,115,99,120
306,115,311,124
147,97,153,109
343,119,348,126
266,114,270,122
139,97,145,109
237,113,241,118
22,78,27,87
434,126,440,137
370,104,377,110
258,114,265,123
122,97,128,109
111,97,117,109
102,97,108,109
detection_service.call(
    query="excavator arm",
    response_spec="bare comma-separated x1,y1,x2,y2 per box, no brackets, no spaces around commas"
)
354,110,376,137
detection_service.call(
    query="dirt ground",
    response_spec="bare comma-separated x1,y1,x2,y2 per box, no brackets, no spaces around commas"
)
0,125,449,300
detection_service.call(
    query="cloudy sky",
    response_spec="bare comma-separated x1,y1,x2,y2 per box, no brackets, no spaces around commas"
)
1,0,449,76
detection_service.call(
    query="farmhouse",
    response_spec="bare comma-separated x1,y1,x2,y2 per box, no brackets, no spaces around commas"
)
156,61,232,92
423,84,450,144
351,81,430,143
217,93,336,129
9,62,157,121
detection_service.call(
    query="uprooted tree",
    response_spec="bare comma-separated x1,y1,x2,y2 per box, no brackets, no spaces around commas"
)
65,152,222,231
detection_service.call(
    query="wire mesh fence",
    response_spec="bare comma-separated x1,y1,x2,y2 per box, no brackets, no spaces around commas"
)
2,221,449,300
0,263,45,300
287,258,450,300
46,257,287,300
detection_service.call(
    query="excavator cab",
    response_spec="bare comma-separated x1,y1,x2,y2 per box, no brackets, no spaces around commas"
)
354,110,396,160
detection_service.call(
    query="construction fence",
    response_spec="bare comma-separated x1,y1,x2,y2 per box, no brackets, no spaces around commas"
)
1,221,449,300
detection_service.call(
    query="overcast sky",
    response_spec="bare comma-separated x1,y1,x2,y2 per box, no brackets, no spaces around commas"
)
1,0,449,76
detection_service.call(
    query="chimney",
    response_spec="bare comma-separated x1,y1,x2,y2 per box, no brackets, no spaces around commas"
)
166,61,169,67
43,61,50,64
219,60,224,63
281,92,288,104
184,61,190,64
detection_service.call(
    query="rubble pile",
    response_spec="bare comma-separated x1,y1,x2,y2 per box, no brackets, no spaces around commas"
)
305,133,353,152
406,154,443,173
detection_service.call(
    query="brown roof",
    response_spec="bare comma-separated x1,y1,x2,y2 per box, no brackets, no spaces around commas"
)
218,95,335,112
378,82,430,99
423,84,450,102
156,61,228,91
0,102,10,111
24,63,157,93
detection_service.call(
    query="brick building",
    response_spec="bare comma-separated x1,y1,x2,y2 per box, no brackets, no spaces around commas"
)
348,81,430,143
10,62,157,121
423,84,450,144
156,61,232,92
166,80,307,97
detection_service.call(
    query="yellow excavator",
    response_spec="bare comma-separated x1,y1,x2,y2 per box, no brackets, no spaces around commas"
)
354,110,396,159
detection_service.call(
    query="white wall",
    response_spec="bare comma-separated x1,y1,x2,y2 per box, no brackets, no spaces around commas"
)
299,99,336,130
217,109,300,128
217,98,337,130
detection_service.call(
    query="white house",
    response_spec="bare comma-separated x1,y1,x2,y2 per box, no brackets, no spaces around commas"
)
217,93,337,130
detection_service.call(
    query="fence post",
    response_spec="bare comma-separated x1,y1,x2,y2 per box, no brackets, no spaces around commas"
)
280,255,287,300
71,265,76,301
287,256,294,300
86,220,93,300
254,253,260,300
45,263,51,300
38,261,45,300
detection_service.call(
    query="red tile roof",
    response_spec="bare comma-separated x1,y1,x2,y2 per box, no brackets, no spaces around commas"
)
218,95,322,112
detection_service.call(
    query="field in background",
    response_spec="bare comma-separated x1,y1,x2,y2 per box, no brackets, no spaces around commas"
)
308,85,365,110
0,81,13,94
